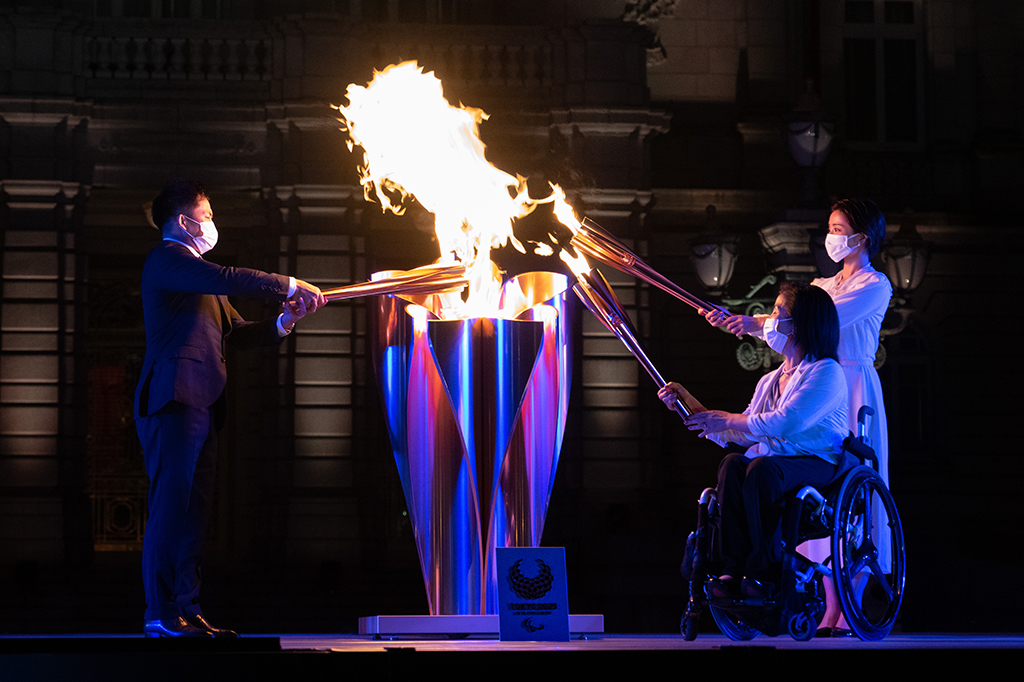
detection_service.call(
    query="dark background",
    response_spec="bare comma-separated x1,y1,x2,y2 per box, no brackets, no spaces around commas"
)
1,0,1022,635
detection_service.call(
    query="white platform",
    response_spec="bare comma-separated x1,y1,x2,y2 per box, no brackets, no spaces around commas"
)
358,614,604,636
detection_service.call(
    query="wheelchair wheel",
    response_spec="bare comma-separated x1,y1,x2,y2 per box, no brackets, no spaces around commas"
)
787,612,816,642
709,605,760,641
831,465,905,641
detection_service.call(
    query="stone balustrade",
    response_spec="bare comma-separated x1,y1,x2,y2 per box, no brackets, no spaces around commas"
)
82,33,273,81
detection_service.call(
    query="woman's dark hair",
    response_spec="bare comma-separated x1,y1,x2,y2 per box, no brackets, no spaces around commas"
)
151,179,208,230
779,282,839,362
831,198,886,257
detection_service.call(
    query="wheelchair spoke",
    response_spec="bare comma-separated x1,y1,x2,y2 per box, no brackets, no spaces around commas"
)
861,486,874,537
847,548,872,577
867,559,895,601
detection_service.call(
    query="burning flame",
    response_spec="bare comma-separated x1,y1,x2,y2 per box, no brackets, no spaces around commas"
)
336,61,587,319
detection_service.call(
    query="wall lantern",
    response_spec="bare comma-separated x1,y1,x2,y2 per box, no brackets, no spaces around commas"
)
784,79,836,206
882,210,931,300
688,205,739,297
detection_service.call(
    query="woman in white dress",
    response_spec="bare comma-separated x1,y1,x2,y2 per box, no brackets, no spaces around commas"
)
701,199,891,634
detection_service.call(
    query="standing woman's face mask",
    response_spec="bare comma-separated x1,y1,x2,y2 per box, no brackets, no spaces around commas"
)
826,210,866,263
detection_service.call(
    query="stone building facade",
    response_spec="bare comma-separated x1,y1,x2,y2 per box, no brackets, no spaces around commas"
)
1,1,1021,632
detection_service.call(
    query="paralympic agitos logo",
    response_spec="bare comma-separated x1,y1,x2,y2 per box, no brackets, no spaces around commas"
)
506,558,554,600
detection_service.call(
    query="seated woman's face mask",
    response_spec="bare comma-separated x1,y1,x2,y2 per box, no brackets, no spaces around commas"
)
763,317,792,354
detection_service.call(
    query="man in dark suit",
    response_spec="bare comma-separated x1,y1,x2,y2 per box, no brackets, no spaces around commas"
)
135,179,325,637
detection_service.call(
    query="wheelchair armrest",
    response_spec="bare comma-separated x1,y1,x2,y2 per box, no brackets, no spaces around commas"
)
842,432,878,471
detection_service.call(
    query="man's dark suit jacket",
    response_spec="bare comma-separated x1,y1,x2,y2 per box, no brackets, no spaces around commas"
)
134,239,293,622
134,240,292,420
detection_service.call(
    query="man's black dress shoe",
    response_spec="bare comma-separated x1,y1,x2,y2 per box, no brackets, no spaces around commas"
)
186,614,239,638
143,617,214,638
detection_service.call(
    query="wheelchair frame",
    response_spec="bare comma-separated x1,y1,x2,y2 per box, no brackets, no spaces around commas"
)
680,407,906,642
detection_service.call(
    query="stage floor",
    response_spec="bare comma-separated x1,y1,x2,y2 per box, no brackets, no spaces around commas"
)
4,632,1022,680
285,632,1024,650
3,632,1023,650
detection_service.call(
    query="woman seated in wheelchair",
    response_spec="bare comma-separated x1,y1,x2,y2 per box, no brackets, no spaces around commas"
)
658,282,847,600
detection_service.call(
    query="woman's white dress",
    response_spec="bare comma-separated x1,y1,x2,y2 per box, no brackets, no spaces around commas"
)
810,264,893,566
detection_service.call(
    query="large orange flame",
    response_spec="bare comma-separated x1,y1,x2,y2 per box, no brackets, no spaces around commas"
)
337,61,587,318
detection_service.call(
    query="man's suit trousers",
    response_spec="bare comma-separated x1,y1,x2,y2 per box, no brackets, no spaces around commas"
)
137,400,218,622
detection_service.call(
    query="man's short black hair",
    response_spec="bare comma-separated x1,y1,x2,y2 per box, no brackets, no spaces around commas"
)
151,179,208,230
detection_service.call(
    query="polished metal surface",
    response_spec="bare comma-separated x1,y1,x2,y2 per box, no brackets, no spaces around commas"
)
572,217,727,314
573,268,691,418
371,272,573,615
322,264,468,302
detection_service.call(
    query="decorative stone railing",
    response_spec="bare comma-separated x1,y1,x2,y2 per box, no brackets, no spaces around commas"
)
81,31,274,81
30,19,646,107
360,28,554,90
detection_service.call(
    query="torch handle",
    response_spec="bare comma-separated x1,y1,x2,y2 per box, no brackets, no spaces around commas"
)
572,223,729,315
611,320,691,419
630,261,730,315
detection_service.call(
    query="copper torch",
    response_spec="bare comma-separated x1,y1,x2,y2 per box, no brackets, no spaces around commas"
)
321,264,468,304
571,218,729,314
572,268,693,418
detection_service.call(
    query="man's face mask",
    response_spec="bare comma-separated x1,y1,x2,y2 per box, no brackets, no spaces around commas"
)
182,214,218,255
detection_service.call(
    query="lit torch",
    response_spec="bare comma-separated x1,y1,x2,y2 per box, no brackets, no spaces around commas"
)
321,264,468,303
568,261,692,419
550,198,728,315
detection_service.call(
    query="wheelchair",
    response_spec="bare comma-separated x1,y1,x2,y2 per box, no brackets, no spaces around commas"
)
679,407,905,642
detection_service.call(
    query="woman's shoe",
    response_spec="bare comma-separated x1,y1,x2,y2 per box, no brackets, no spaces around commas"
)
740,577,774,599
706,576,740,599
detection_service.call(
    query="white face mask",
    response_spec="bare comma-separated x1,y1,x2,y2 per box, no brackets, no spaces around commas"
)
183,215,219,255
825,233,860,263
763,317,792,354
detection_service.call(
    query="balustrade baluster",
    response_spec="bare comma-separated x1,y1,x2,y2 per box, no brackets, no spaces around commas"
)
242,40,260,81
96,37,113,78
535,44,550,85
256,39,271,80
206,39,224,80
438,44,455,84
493,45,508,84
131,38,149,79
471,44,487,81
512,45,527,85
151,38,169,80
113,37,130,79
169,38,186,79
224,39,242,81
85,37,99,78
188,39,205,80
452,44,470,84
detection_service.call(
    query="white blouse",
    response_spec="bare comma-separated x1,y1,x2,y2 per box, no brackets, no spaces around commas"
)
708,357,849,464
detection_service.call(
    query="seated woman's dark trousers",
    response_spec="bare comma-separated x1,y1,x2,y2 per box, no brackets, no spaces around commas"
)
717,452,837,584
